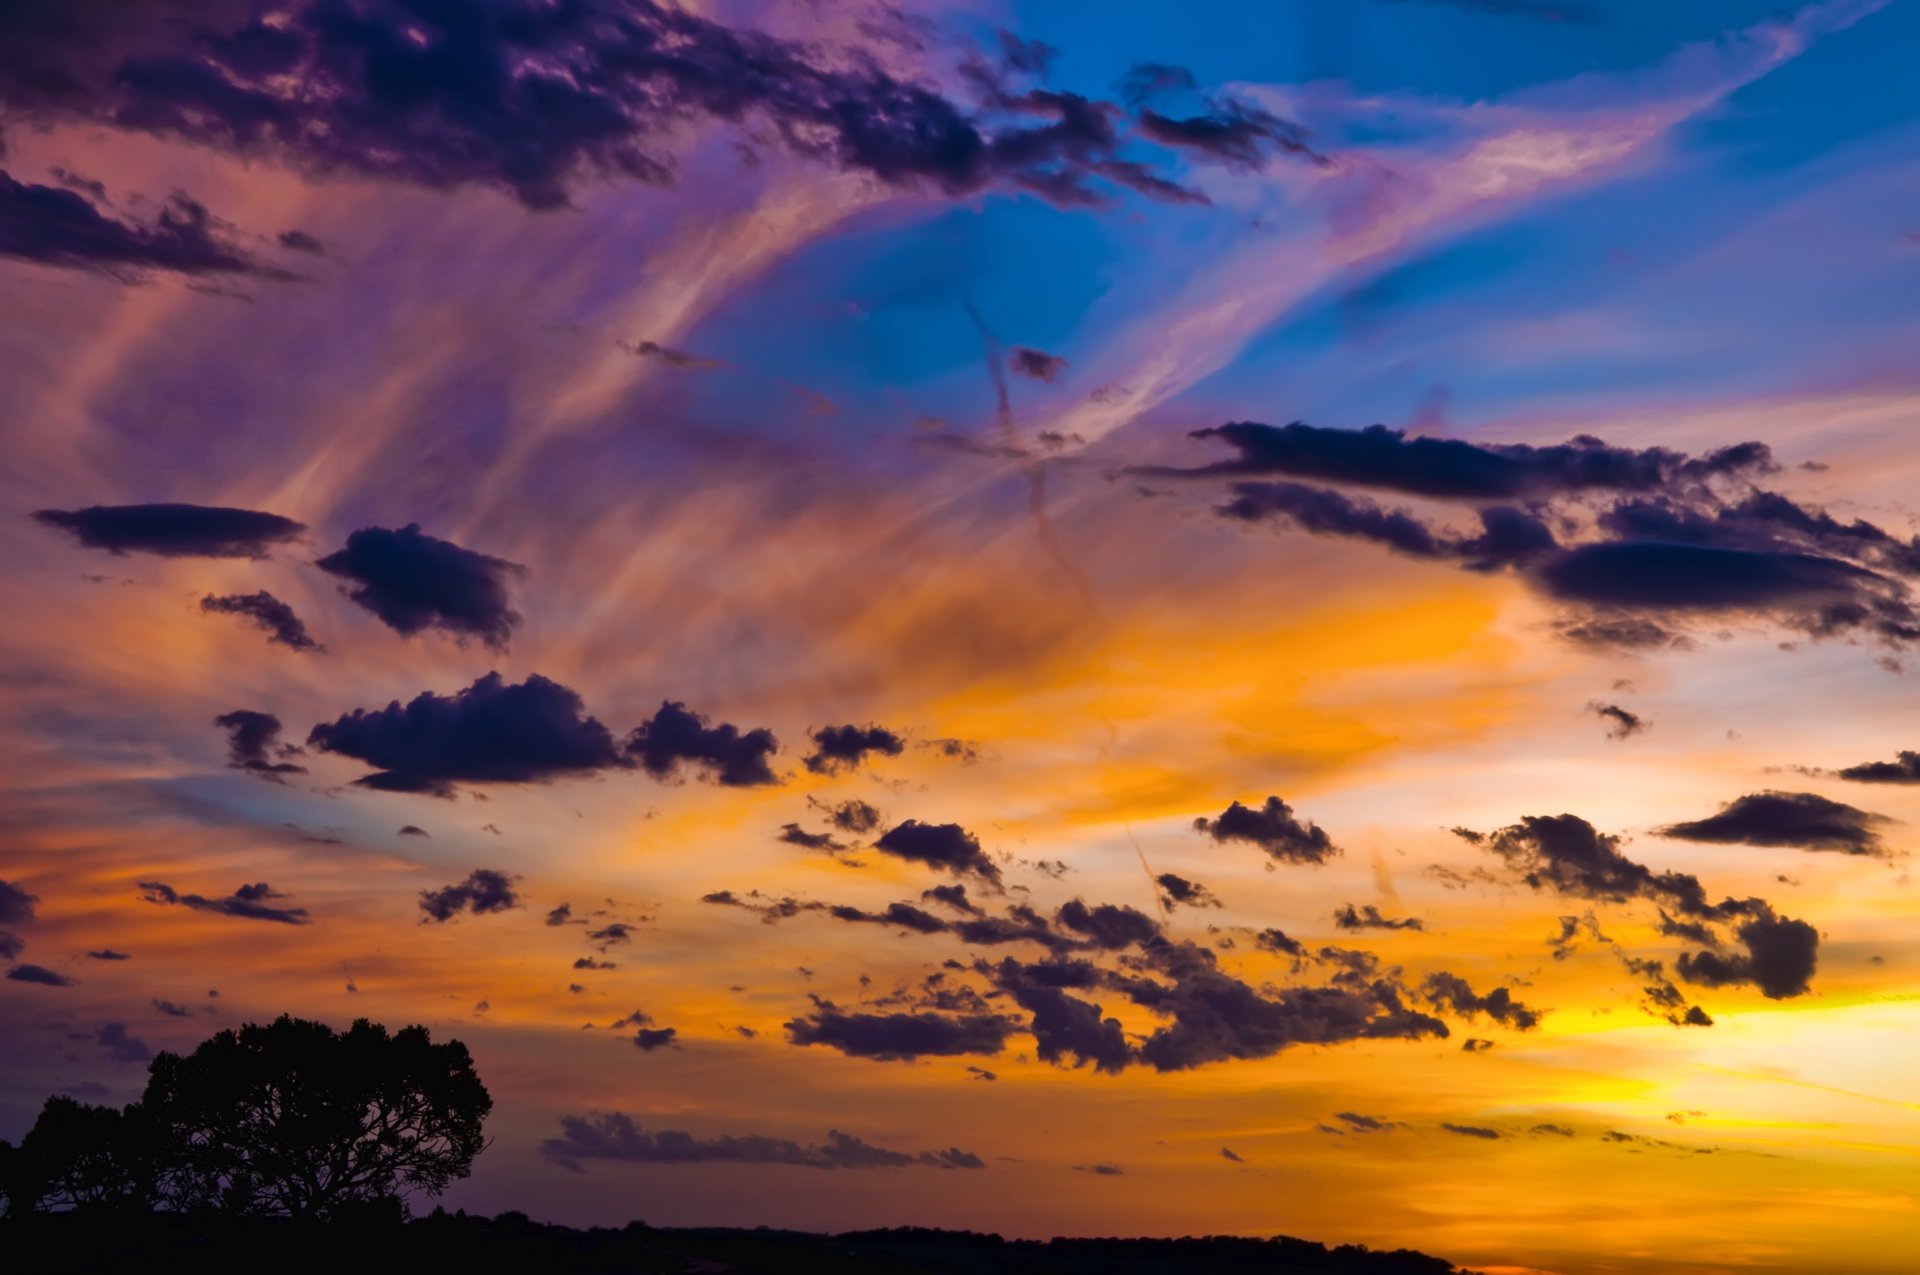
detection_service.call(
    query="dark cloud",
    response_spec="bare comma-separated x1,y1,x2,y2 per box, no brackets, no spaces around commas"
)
1254,927,1305,958
1055,900,1161,950
1420,972,1542,1030
1194,797,1338,864
1836,750,1920,784
1137,99,1321,170
6,963,73,986
574,957,616,971
545,902,573,926
200,591,322,652
86,949,130,961
802,723,905,774
1151,422,1772,502
97,1022,153,1063
1333,904,1423,932
785,1006,1016,1061
777,824,847,852
1659,791,1891,857
873,820,1001,884
276,227,324,253
1589,702,1646,740
1440,1123,1502,1140
624,339,721,370
1461,1038,1496,1052
1117,63,1199,109
398,824,430,837
32,502,304,558
1009,346,1068,383
1220,1147,1244,1162
824,798,883,834
151,998,191,1017
1335,1112,1398,1133
1076,1163,1125,1175
1677,910,1818,1000
316,523,524,650
0,879,38,925
1155,872,1221,910
419,868,521,923
626,700,780,787
0,0,1252,213
541,1112,985,1173
1215,482,1558,571
139,879,308,924
0,170,297,280
921,884,981,915
632,1027,678,1052
1461,815,1722,917
307,672,624,797
990,958,1131,1073
213,709,307,782
0,934,21,961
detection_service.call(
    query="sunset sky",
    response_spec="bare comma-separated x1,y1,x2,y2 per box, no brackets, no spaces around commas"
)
4,2,1920,1271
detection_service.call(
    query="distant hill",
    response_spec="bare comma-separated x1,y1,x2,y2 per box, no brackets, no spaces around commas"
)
6,1211,1478,1273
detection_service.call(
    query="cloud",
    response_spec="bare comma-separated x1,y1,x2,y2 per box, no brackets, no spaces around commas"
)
1420,972,1543,1030
626,701,780,787
151,998,191,1017
872,821,1001,884
1836,750,1920,784
32,502,305,558
1137,97,1321,170
822,798,883,833
6,963,73,986
632,1027,678,1052
0,170,298,280
200,592,322,652
1152,422,1771,501
0,0,1259,212
86,949,130,961
97,1022,152,1063
1335,1112,1400,1133
1194,797,1339,864
316,524,524,650
785,1006,1016,1061
1589,702,1646,740
0,934,20,961
544,902,572,926
306,672,624,797
277,228,324,254
1055,900,1162,949
1333,904,1423,932
1155,872,1221,910
802,724,905,774
419,868,521,923
398,825,429,838
0,879,38,926
625,340,722,371
1677,910,1819,1000
1254,928,1305,958
213,710,307,782
1659,791,1891,856
990,959,1132,1073
541,1112,985,1173
1009,346,1068,383
1440,1123,1503,1140
1220,1147,1244,1163
139,880,308,925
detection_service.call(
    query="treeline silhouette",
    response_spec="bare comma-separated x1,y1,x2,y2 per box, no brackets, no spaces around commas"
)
1,1014,1475,1273
0,1015,489,1219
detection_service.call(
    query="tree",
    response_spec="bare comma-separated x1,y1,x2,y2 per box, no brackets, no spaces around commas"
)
1,1096,160,1215
139,1015,490,1219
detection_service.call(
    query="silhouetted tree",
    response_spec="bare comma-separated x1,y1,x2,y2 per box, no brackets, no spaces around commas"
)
0,1097,160,1215
138,1015,490,1219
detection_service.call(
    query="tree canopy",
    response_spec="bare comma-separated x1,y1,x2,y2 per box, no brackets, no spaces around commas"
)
0,1015,489,1220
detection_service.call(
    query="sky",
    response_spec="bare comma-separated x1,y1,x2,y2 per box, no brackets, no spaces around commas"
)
2,1,1919,1270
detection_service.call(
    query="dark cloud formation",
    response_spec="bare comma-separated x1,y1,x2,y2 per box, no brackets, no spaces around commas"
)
1676,912,1819,1000
1009,346,1068,383
1155,422,1772,501
1155,872,1221,910
0,934,20,961
802,723,905,775
213,709,307,781
1137,98,1321,170
824,798,883,834
545,902,572,925
277,228,324,253
0,0,1306,214
1194,797,1338,864
419,868,521,923
97,1022,153,1063
1335,1112,1399,1133
989,958,1131,1073
1055,900,1162,950
1333,904,1424,932
626,701,779,787
200,591,322,652
1254,927,1305,958
0,879,38,925
32,502,305,558
316,523,524,650
1420,972,1542,1030
632,1027,678,1052
1461,1038,1496,1052
152,998,191,1017
307,672,623,797
1440,1123,1502,1140
139,879,308,925
541,1113,985,1173
6,963,73,986
1213,482,1558,571
1589,702,1646,740
86,949,130,961
1461,814,1818,1005
1659,791,1891,857
398,825,429,837
0,170,297,280
625,339,722,371
1836,750,1920,784
785,1005,1016,1061
777,824,846,852
873,821,1001,884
